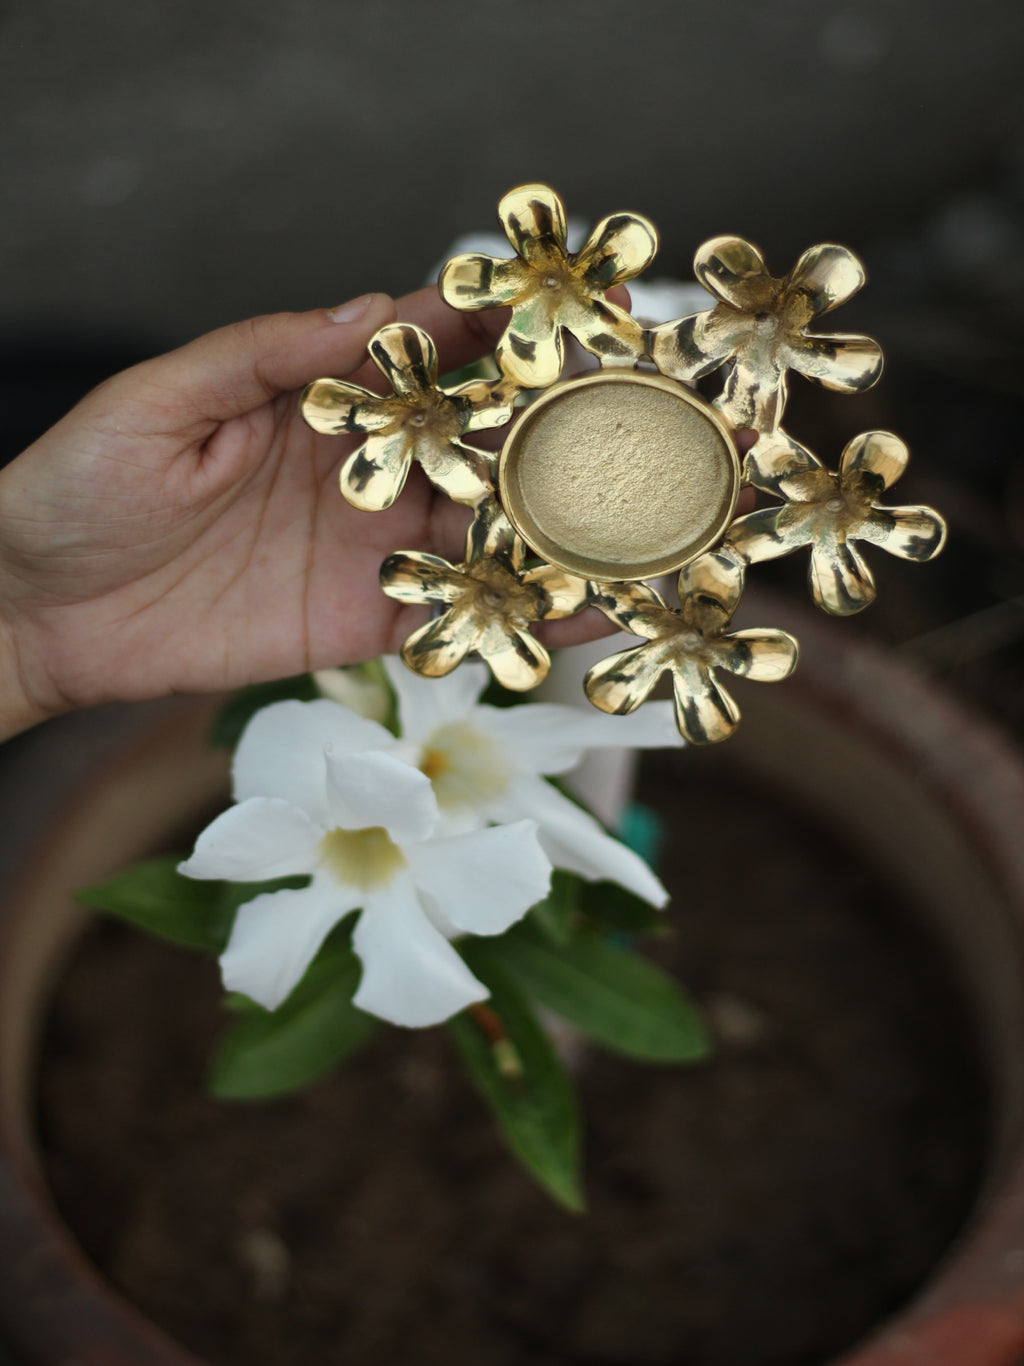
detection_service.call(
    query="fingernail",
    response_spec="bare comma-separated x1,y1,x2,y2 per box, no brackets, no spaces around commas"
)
326,294,376,324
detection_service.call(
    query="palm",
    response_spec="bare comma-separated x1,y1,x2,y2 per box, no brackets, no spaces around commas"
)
0,391,447,711
0,287,610,732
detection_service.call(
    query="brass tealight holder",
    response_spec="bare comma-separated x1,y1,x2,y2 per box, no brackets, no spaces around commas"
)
301,184,947,744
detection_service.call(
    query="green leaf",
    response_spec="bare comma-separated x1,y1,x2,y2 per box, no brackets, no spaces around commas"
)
479,675,526,710
209,927,377,1099
498,923,709,1063
448,942,583,1212
78,855,236,952
357,658,400,736
577,878,665,936
79,859,312,954
528,869,580,947
209,674,319,749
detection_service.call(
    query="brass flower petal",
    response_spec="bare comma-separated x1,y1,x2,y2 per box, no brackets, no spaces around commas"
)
503,183,569,261
695,236,772,312
677,547,744,623
787,334,885,393
300,378,396,434
380,520,589,692
399,613,475,678
787,243,867,314
586,579,668,639
840,429,909,489
342,429,416,511
438,254,528,310
300,322,515,512
374,551,464,605
649,235,884,432
370,324,438,399
439,183,657,388
727,431,948,616
577,214,665,289
585,552,798,744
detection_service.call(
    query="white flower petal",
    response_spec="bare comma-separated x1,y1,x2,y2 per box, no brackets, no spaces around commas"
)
489,773,669,907
383,655,489,743
324,748,439,843
178,798,322,882
475,699,682,775
233,699,396,819
352,875,489,1027
220,877,360,1010
407,820,551,937
313,667,392,724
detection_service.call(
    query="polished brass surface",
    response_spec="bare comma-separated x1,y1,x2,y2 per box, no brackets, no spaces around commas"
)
298,181,945,738
727,430,948,615
440,183,657,389
499,370,739,581
585,550,798,744
301,322,516,511
649,237,883,433
379,513,589,691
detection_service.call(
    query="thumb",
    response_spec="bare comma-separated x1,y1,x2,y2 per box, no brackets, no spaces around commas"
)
138,293,398,422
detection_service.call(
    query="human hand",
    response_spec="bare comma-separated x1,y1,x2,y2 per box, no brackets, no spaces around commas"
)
0,287,614,739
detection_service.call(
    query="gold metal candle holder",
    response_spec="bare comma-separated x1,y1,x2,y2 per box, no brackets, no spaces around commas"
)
301,183,947,742
499,370,740,582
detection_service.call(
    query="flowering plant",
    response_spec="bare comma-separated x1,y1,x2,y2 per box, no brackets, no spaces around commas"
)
81,660,707,1209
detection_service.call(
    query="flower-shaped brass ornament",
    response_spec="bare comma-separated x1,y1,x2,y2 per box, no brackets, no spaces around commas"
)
300,181,946,744
649,237,884,432
727,430,948,616
379,514,589,692
439,183,657,389
584,552,799,745
301,322,515,511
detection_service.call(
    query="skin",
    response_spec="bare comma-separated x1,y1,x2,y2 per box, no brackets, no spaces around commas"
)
0,286,621,741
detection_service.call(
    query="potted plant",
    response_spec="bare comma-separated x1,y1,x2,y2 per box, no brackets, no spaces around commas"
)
2,598,1024,1365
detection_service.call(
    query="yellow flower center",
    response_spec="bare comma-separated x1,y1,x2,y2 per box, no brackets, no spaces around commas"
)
318,827,405,890
418,722,513,813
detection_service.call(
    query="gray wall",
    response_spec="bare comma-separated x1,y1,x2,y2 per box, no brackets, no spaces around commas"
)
2,0,1022,345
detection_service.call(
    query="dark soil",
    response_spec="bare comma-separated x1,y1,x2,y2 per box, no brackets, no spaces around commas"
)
37,753,989,1366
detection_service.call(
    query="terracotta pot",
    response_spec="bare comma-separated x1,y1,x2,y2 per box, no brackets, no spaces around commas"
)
2,611,1024,1366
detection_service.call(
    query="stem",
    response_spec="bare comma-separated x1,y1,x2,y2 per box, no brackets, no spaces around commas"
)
469,1002,523,1080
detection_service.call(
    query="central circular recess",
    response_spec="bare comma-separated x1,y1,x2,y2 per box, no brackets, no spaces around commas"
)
499,370,740,581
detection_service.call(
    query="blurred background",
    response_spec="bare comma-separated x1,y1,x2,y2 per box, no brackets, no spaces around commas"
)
2,8,1024,1363
1,0,1023,733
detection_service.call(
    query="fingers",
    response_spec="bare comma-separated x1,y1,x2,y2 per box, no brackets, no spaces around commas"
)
116,281,639,428
132,293,399,423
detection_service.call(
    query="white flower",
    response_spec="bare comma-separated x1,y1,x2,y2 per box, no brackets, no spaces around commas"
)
383,658,681,907
179,700,551,1028
312,665,391,724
